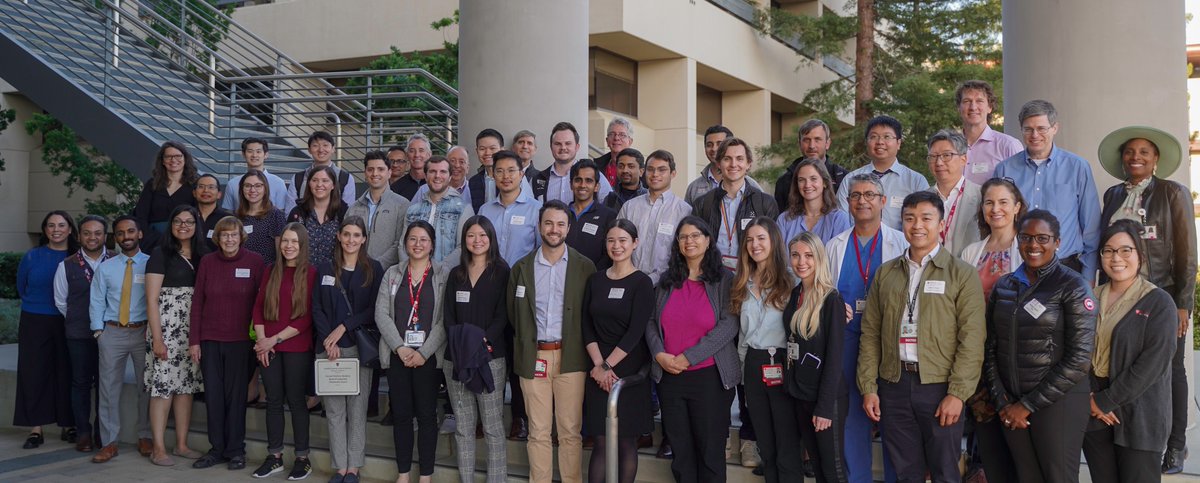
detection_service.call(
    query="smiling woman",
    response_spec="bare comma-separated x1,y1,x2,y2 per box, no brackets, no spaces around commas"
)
134,141,200,251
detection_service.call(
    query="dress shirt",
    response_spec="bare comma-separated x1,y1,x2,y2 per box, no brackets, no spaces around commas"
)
994,145,1101,279
776,209,853,245
738,280,788,362
544,163,613,204
221,168,295,213
964,126,1023,186
617,191,692,284
899,245,939,363
89,250,151,330
533,248,568,341
54,249,108,316
480,189,544,266
836,159,930,230
716,182,747,258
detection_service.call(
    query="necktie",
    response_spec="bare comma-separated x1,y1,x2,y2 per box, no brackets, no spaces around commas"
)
118,258,133,326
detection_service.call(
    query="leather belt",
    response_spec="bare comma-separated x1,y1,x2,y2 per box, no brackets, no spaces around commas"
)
901,361,920,373
105,320,147,329
537,340,562,350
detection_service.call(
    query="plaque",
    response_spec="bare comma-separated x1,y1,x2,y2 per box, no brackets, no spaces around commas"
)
314,358,360,396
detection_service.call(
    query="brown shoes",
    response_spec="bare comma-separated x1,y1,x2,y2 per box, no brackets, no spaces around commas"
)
75,433,94,453
137,438,153,457
507,417,528,441
91,443,118,463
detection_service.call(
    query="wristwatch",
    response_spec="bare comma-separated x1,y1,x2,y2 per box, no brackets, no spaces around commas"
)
601,361,612,372
275,337,283,346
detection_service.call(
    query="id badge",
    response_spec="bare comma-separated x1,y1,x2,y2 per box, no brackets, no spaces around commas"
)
721,255,738,271
786,342,800,361
761,364,783,386
533,359,548,378
899,323,917,344
1142,225,1158,240
855,299,866,314
404,330,425,347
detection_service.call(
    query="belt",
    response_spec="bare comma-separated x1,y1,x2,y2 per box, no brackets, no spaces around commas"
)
537,340,562,350
901,361,920,373
105,320,147,329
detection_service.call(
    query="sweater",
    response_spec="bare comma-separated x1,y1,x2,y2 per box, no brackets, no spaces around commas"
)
189,248,265,345
252,265,317,352
17,246,71,315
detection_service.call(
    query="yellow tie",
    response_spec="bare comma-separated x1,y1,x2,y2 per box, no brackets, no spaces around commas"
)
118,258,133,326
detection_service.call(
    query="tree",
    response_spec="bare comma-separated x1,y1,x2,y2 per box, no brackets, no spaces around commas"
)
24,114,142,218
0,108,15,176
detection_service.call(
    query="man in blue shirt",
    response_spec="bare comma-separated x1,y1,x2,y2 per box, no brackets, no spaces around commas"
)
88,215,152,463
836,116,930,230
565,159,617,269
221,138,295,213
481,151,543,266
994,99,1100,281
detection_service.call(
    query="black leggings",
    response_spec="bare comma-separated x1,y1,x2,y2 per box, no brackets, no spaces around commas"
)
262,350,312,457
588,435,638,483
386,353,439,475
795,396,849,483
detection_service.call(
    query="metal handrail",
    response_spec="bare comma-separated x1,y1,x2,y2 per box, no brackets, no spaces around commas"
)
605,374,646,483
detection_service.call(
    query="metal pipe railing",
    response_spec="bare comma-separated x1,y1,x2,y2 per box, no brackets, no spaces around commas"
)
605,374,646,483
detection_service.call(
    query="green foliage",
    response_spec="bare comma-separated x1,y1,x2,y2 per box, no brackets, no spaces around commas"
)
146,0,233,77
0,298,18,344
0,252,19,300
752,7,857,63
24,114,142,218
0,108,15,172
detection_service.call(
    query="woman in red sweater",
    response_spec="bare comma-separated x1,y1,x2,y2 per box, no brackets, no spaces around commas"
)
251,222,317,480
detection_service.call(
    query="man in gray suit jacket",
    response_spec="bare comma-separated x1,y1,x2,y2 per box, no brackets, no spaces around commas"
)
348,151,411,268
925,130,981,258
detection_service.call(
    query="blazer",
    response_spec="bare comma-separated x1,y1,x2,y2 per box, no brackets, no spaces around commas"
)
1100,176,1197,311
960,235,1020,268
507,246,597,378
927,178,982,258
374,260,449,369
781,288,846,420
645,271,742,390
826,224,909,286
312,258,384,348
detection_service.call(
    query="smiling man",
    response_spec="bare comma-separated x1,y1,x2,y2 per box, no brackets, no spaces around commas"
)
532,122,613,204
290,131,356,207
565,159,616,269
348,150,411,268
956,80,1022,185
773,119,850,209
512,130,541,184
404,155,473,263
222,138,295,213
691,137,779,272
601,148,647,211
836,116,929,231
393,134,433,200
480,151,543,266
617,150,692,284
594,117,634,187
924,130,981,258
194,174,234,253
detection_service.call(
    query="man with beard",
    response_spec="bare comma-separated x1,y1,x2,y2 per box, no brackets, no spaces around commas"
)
404,155,473,263
348,150,411,268
601,148,646,212
531,122,612,204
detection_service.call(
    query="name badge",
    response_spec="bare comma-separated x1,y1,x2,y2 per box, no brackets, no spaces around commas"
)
1024,299,1047,319
889,197,903,208
133,273,145,284
511,215,526,225
321,275,336,286
923,280,946,294
515,285,526,298
244,224,254,235
456,290,470,303
608,288,624,299
786,342,800,360
971,163,990,174
582,223,598,235
390,283,399,296
740,218,751,230
855,299,867,313
405,330,425,347
533,358,548,378
1142,225,1158,240
761,364,783,386
900,323,918,343
235,268,251,279
206,229,214,239
721,255,738,271
658,222,674,236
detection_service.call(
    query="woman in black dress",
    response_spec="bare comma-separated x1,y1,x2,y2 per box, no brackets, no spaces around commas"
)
134,141,199,250
582,219,654,483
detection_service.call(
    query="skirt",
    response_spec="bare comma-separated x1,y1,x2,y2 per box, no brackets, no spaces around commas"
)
145,287,204,397
13,311,72,427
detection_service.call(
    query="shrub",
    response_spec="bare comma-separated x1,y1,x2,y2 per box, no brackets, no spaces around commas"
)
0,299,17,344
0,252,21,300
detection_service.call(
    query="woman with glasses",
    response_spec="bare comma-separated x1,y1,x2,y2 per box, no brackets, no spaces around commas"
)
776,159,851,245
983,209,1097,482
236,169,287,408
1081,220,1177,483
134,141,199,250
1095,126,1196,474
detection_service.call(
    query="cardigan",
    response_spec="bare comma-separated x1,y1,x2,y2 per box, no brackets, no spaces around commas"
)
375,260,448,369
645,270,741,389
507,246,596,378
960,235,1021,268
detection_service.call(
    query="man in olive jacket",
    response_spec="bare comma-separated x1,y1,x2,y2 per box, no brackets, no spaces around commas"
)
857,191,986,483
507,200,596,483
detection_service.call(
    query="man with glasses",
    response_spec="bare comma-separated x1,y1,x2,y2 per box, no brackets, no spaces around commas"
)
195,174,234,253
617,150,691,285
481,151,544,267
387,145,409,186
594,117,634,187
924,130,981,258
994,99,1100,280
956,80,1023,184
221,138,294,213
836,115,930,230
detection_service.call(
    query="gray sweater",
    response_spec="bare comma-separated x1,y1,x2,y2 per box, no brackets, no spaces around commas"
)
375,260,448,369
645,271,742,389
347,189,411,269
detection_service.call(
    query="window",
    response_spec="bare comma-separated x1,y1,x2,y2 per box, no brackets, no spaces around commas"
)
589,49,637,116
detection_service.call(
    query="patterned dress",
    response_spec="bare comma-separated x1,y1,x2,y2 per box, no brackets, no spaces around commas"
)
144,246,204,397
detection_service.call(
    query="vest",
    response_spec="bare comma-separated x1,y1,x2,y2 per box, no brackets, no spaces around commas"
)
63,252,99,339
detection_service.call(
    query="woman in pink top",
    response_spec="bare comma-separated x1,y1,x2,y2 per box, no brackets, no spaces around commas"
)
645,215,740,483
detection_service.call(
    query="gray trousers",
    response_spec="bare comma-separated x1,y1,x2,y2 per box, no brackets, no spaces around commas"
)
443,357,507,483
97,325,150,446
318,347,371,470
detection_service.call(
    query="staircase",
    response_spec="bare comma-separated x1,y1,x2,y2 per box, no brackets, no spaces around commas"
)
0,0,458,181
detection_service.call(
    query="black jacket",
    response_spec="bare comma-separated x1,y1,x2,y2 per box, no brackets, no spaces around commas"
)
603,185,647,212
1099,176,1197,311
467,170,489,213
773,157,849,210
312,258,385,348
566,202,617,270
447,322,496,394
984,258,1097,413
781,288,845,420
692,182,779,246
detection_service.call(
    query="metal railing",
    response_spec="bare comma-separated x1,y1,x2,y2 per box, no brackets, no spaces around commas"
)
605,374,646,483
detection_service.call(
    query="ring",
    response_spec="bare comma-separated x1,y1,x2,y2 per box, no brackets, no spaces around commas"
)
1004,419,1011,424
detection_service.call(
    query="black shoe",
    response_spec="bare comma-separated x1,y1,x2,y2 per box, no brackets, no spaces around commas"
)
287,457,312,480
61,427,77,443
228,456,246,470
1163,446,1188,474
192,453,227,469
22,432,43,449
803,458,815,477
380,411,394,426
252,454,284,478
656,441,673,459
752,466,764,476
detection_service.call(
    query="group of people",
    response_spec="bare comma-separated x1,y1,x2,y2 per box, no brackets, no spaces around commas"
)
11,78,1196,483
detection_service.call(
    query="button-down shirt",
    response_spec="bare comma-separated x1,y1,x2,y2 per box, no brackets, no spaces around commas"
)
53,249,108,316
900,245,939,363
716,183,747,258
89,250,150,331
964,126,1023,185
221,168,296,214
533,247,568,341
836,160,930,230
935,176,966,249
738,280,788,362
617,191,693,284
480,188,544,266
545,163,613,205
994,145,1101,279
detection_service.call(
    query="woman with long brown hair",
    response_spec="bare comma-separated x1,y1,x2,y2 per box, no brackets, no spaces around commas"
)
134,141,200,250
776,159,851,245
288,166,347,268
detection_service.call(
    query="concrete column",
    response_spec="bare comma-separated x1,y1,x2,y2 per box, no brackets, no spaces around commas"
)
637,57,697,196
458,0,588,170
1003,0,1195,427
721,89,772,163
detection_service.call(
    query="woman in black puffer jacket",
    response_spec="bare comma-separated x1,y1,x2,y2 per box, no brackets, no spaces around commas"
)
983,209,1097,483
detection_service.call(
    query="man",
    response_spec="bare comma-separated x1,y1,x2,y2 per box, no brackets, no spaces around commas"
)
826,173,908,483
956,80,1022,185
195,174,234,253
467,129,504,212
447,146,472,199
347,150,411,268
565,159,617,269
594,117,633,187
512,130,541,184
773,119,850,209
404,155,473,263
480,151,543,266
994,99,1100,280
392,133,433,200
387,145,409,186
858,191,986,483
220,138,294,213
88,216,152,463
601,147,646,212
531,122,612,204
53,215,109,453
836,115,930,230
618,150,692,284
924,130,981,258
289,131,356,206
507,200,596,483
684,125,764,206
692,137,779,271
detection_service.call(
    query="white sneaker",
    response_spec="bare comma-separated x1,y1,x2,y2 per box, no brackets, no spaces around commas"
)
439,414,457,434
740,440,761,468
725,438,732,460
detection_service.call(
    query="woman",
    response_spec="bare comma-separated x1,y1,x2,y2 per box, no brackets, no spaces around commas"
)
442,216,509,483
237,169,288,264
251,223,317,480
134,141,199,250
288,166,347,268
15,211,77,448
775,158,851,244
376,221,447,483
984,210,1096,482
730,217,802,482
1081,220,1177,483
188,216,265,471
143,205,207,465
645,216,740,483
1096,126,1196,473
312,216,382,483
582,220,654,483
782,232,847,483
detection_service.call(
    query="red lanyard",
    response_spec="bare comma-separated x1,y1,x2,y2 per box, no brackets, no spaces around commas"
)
720,197,737,247
940,183,965,244
405,265,431,330
851,231,880,286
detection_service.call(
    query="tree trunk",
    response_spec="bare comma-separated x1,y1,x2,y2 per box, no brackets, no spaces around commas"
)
855,0,875,124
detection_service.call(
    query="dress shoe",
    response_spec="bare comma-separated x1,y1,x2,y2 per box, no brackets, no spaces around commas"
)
228,455,247,470
1163,446,1188,474
61,427,77,444
75,433,94,453
22,432,43,449
637,433,653,449
92,443,119,463
137,438,153,457
507,417,528,441
192,452,227,469
656,441,673,459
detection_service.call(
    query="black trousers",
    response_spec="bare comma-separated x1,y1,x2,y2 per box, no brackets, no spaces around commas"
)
1168,333,1188,450
386,353,439,475
14,312,72,427
877,371,963,483
974,416,1016,483
200,340,252,458
65,337,99,438
795,395,849,483
1083,426,1162,483
658,365,735,483
262,350,312,456
1003,388,1089,483
736,383,756,441
743,349,803,482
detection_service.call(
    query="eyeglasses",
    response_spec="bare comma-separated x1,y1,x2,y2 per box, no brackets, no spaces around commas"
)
1017,234,1056,244
243,183,265,190
172,219,196,227
196,184,218,191
1021,126,1053,136
677,233,705,242
163,154,185,161
607,132,629,141
926,152,963,163
218,232,241,241
867,135,897,143
848,192,882,201
1101,246,1137,259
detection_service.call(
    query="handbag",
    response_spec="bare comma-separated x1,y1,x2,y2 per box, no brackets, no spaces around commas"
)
337,281,381,366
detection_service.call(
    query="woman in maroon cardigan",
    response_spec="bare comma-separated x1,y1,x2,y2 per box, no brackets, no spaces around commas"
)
188,216,265,470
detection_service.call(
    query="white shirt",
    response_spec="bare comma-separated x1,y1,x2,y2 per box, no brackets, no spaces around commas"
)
900,245,940,363
53,249,108,317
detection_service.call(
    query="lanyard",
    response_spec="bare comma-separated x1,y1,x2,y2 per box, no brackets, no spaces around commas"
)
905,279,920,326
851,231,881,286
76,250,106,283
940,183,965,244
719,196,737,248
405,265,431,330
